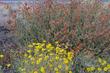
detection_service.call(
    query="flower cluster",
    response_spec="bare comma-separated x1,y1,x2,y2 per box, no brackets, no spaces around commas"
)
18,40,74,73
86,57,110,72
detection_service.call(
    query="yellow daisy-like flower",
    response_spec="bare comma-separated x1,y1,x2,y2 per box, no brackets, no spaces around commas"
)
39,58,43,61
40,67,45,73
56,47,60,53
49,64,53,67
28,55,32,59
31,61,35,64
21,68,25,71
36,60,40,65
30,57,35,61
32,43,36,46
33,71,38,73
86,67,95,72
24,53,28,57
63,58,69,64
56,71,60,73
6,64,11,67
28,45,33,48
35,45,42,50
107,64,110,69
58,65,62,69
98,58,102,63
54,67,59,71
49,53,54,56
43,40,46,43
27,50,32,53
55,41,59,44
55,56,59,60
0,54,4,58
46,43,52,49
41,48,45,52
44,56,49,60
67,52,73,61
103,67,108,71
101,60,107,65
69,71,73,73
97,67,102,71
98,58,107,65
39,54,43,57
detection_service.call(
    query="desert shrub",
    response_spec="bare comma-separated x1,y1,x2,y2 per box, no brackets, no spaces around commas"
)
15,0,110,55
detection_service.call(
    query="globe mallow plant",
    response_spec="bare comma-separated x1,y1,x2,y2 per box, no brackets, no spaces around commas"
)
17,40,74,73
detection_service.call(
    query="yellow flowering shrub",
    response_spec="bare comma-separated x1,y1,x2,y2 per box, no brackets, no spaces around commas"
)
18,40,74,73
85,57,110,72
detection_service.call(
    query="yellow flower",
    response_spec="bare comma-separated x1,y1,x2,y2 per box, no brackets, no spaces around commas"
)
101,60,107,65
49,64,53,67
68,52,73,61
44,56,49,60
69,71,73,73
36,60,40,64
107,64,110,69
63,58,69,64
55,41,59,44
58,65,62,69
103,67,108,71
43,40,46,43
46,43,52,49
86,68,91,72
27,50,32,53
49,53,54,56
32,43,36,46
98,58,102,63
30,57,35,61
86,67,95,72
60,49,64,53
31,61,34,64
56,47,60,53
24,53,28,57
39,58,43,61
36,43,41,46
40,67,45,73
33,71,38,73
21,68,25,71
28,44,33,48
35,45,42,50
46,44,54,51
56,71,60,73
39,54,43,57
50,59,53,62
90,67,95,71
41,48,45,52
6,64,11,67
98,58,107,65
97,67,102,71
65,45,68,49
28,55,32,59
0,54,4,58
55,56,59,60
54,67,59,71
36,58,42,64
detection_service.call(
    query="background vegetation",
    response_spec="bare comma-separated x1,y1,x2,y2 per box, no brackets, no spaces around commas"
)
0,0,110,73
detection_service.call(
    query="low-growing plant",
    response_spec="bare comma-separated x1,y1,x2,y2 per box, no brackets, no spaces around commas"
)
15,40,74,73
